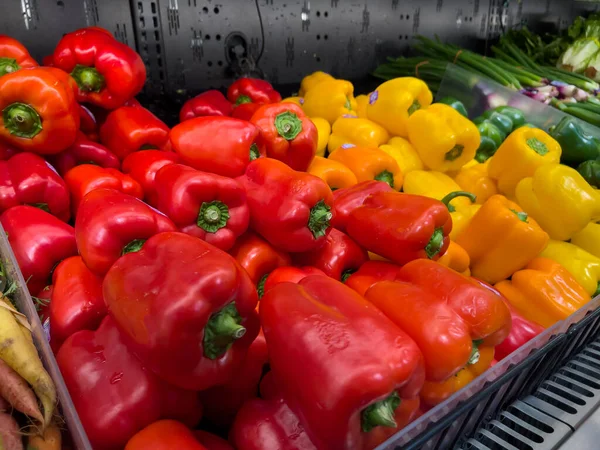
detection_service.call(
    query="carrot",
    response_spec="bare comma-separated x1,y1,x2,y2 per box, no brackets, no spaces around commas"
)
27,423,62,450
0,359,43,423
0,411,24,450
0,298,56,428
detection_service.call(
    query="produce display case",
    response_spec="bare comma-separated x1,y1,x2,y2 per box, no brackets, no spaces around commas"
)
3,1,600,450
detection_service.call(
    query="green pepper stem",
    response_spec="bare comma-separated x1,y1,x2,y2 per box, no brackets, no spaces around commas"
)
440,191,477,213
361,391,401,432
425,227,445,259
526,137,549,156
308,200,332,239
71,64,106,93
341,269,355,283
0,58,19,77
445,144,464,161
509,208,529,223
468,339,483,365
407,100,421,115
594,282,600,298
2,102,42,139
275,111,303,141
203,303,246,360
28,203,50,213
236,95,252,105
249,143,261,161
197,201,230,233
122,239,146,255
374,170,394,188
257,273,269,298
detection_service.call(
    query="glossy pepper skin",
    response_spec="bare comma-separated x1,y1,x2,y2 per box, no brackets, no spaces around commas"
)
549,116,600,165
153,164,249,251
99,106,170,160
75,189,177,275
403,170,465,203
48,132,120,176
260,276,425,450
307,156,358,190
437,240,471,275
572,222,600,259
539,240,600,297
303,79,357,124
78,104,99,139
347,191,451,265
121,150,179,205
454,161,498,205
475,112,512,138
379,136,424,175
57,316,203,450
327,116,390,152
238,158,335,252
345,261,403,297
0,35,38,77
408,103,480,172
251,103,317,171
262,266,327,296
328,145,403,190
104,232,260,390
366,77,433,137
170,116,264,177
281,96,304,107
232,102,262,121
578,159,600,188
64,164,143,216
495,258,589,328
180,90,233,122
292,228,368,281
490,106,526,129
125,420,207,450
488,127,561,197
475,120,504,162
310,117,331,157
0,67,79,154
456,195,550,284
52,28,146,109
0,152,70,221
0,140,18,160
515,163,600,240
1,205,77,294
299,71,335,97
440,190,480,240
49,256,105,352
355,94,369,118
438,97,468,117
331,180,393,232
227,78,281,105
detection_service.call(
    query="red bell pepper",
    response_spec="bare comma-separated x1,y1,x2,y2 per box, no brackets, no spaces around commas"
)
345,260,403,296
0,35,38,76
0,67,79,154
260,276,425,449
194,430,234,450
0,140,18,160
33,285,53,324
227,78,282,105
199,331,269,428
78,104,99,140
238,158,335,252
331,181,394,232
0,152,71,221
231,396,318,450
232,102,262,121
104,232,260,390
292,228,368,281
121,150,179,205
75,189,176,275
153,164,249,251
398,260,512,346
250,103,317,171
49,256,105,352
170,116,264,178
1,205,77,294
99,106,170,160
346,191,451,265
180,90,233,122
126,420,207,450
64,164,143,216
262,266,327,297
48,132,120,176
57,316,203,450
52,28,146,109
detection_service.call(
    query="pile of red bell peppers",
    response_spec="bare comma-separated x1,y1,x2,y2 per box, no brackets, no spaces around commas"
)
0,28,544,450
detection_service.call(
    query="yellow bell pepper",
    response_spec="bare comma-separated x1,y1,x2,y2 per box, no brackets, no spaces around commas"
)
309,117,331,157
303,80,357,124
281,96,304,107
307,156,358,190
456,195,550,284
515,163,600,241
327,116,389,152
539,240,600,297
438,240,471,275
572,222,600,259
453,160,498,205
328,145,403,190
379,137,423,175
366,77,432,137
407,103,479,172
403,171,470,205
298,71,335,97
440,191,481,241
355,94,369,118
488,127,561,197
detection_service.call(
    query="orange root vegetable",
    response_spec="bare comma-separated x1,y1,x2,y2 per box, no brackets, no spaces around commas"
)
27,423,62,450
0,411,24,450
0,359,44,423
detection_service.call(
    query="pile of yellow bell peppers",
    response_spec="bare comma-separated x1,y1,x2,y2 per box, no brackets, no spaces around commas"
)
288,71,600,330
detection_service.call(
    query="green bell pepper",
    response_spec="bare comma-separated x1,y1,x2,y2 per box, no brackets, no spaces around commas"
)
438,97,468,117
486,106,526,130
483,112,513,138
549,117,600,166
475,120,505,162
475,136,499,163
578,159,600,188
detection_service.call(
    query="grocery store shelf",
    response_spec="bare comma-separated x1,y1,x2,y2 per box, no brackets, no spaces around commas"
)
558,403,600,450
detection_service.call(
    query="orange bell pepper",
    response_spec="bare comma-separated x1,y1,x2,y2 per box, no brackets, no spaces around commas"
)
453,160,498,205
437,240,470,275
495,258,590,328
307,156,358,190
